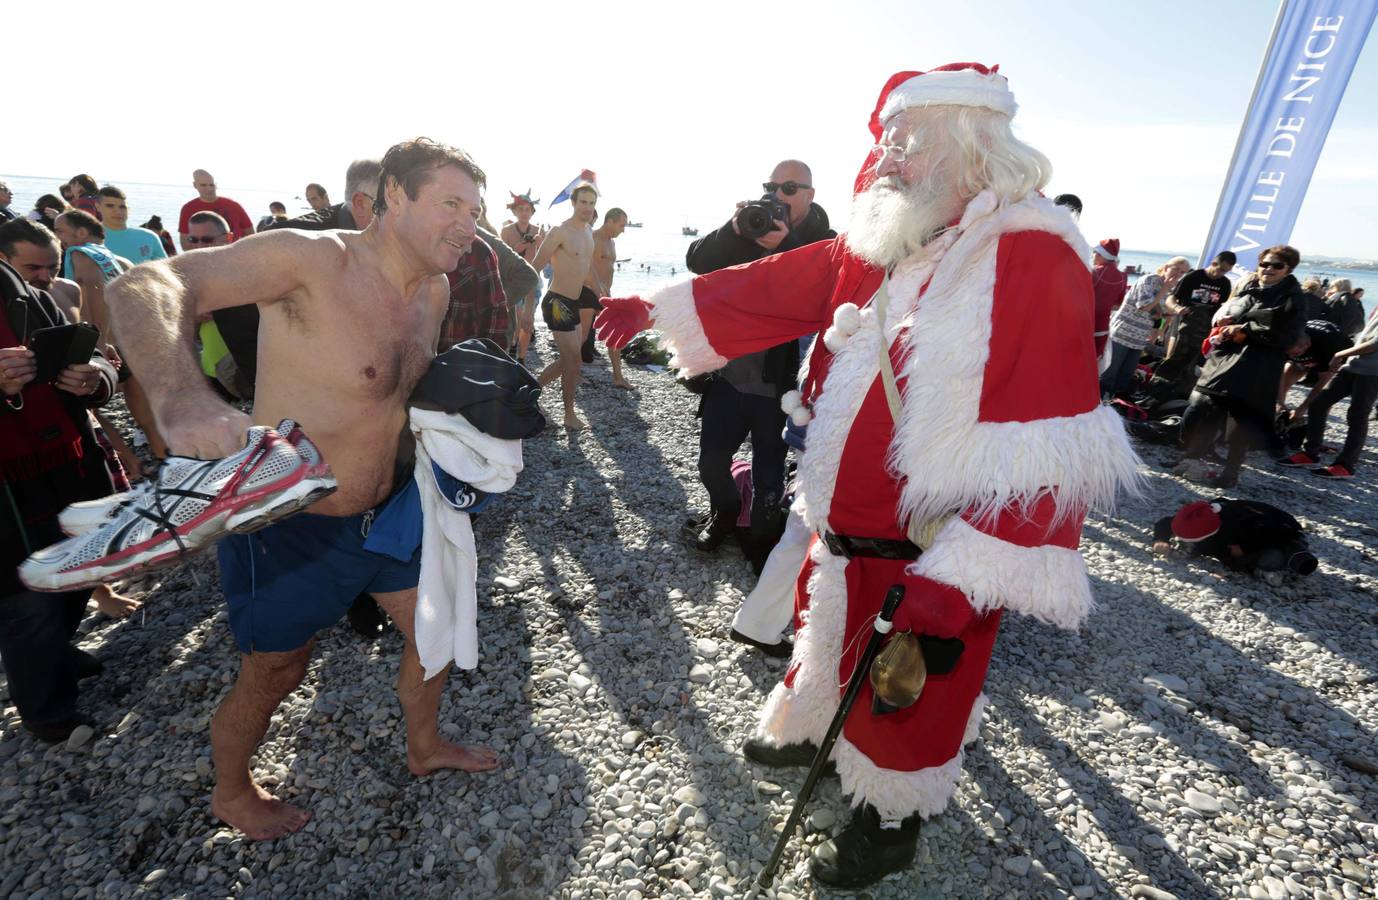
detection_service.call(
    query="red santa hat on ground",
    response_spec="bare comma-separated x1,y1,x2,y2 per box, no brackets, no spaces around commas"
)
1171,501,1222,542
1094,238,1120,262
855,63,1016,194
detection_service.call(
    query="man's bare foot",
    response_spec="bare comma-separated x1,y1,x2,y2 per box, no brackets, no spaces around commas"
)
94,584,141,618
407,740,501,777
564,413,586,431
211,782,311,840
612,377,633,389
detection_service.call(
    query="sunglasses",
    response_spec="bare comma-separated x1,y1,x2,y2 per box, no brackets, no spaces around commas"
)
764,181,811,196
1258,260,1289,270
186,235,223,245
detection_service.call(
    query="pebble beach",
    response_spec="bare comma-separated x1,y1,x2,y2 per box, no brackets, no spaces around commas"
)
1,340,1375,899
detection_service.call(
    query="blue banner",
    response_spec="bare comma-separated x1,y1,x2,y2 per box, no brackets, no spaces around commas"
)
1200,0,1377,270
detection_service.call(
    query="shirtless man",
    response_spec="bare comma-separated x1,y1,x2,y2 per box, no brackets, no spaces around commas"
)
105,138,500,841
584,208,631,388
499,192,544,361
532,183,597,430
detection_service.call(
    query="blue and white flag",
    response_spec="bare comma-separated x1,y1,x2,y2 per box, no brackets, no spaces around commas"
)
549,169,598,208
1200,0,1376,270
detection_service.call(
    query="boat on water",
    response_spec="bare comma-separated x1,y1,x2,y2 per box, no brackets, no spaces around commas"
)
626,222,643,228
681,226,698,236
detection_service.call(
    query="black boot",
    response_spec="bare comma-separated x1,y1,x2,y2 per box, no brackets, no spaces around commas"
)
691,510,738,553
811,803,922,889
742,736,836,775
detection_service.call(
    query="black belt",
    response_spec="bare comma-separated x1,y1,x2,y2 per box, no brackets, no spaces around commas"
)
822,532,921,561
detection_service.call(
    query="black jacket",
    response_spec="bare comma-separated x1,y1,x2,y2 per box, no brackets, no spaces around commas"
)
2,262,117,589
1195,274,1306,416
266,203,357,232
1321,291,1365,338
684,203,835,391
1154,497,1303,571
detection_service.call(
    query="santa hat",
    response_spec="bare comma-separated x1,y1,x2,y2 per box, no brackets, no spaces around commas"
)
855,63,1015,194
1171,501,1222,542
1094,238,1120,262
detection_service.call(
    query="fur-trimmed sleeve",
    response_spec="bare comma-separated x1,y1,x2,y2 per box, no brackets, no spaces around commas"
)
646,237,847,375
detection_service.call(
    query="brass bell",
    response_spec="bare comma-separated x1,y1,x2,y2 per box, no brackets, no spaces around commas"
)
869,631,926,715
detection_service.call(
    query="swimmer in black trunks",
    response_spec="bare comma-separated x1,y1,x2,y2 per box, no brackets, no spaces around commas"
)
531,183,598,430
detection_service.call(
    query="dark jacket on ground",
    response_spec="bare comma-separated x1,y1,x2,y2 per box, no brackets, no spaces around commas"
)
1153,497,1304,572
1194,274,1306,417
685,203,835,391
2,262,117,594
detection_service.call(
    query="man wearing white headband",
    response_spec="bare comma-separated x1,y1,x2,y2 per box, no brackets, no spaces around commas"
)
598,63,1138,887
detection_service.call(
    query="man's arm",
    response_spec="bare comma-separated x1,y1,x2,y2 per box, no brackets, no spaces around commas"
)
685,216,763,275
226,201,256,240
529,226,565,273
478,227,538,301
106,230,327,456
69,253,111,339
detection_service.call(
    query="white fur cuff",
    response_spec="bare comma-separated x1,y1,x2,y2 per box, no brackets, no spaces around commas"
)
647,280,729,376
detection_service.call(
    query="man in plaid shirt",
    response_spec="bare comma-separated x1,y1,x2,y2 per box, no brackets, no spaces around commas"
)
439,237,509,350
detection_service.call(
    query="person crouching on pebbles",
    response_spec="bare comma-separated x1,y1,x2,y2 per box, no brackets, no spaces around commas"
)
596,64,1138,888
106,138,501,841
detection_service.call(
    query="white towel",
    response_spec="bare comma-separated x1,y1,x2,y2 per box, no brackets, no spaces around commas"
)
409,407,524,678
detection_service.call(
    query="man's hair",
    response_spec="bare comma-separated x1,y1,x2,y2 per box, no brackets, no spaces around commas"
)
69,173,98,194
34,194,67,213
0,218,60,257
1353,287,1365,297
1213,250,1237,266
189,211,231,234
1052,193,1082,215
1301,276,1323,295
60,209,104,241
1329,277,1352,294
269,201,286,213
570,183,598,204
604,208,627,223
142,216,164,231
97,185,127,201
306,182,327,196
893,106,1051,205
0,180,8,192
1261,244,1301,270
344,158,383,201
373,138,486,219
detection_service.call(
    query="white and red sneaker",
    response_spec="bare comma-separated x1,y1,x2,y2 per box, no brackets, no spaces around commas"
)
21,422,336,592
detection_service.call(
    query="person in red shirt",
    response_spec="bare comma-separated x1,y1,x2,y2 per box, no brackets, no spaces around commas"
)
177,169,255,250
1091,237,1127,359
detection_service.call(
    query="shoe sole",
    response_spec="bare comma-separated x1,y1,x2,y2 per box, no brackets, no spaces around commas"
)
20,470,337,592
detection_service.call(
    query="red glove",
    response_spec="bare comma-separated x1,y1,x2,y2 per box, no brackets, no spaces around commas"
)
595,296,653,349
889,575,976,639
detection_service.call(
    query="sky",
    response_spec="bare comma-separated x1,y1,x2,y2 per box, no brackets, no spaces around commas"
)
6,0,1377,259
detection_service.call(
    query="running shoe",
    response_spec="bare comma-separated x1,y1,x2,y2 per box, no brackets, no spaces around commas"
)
20,422,336,592
1313,463,1354,479
1277,451,1321,468
57,420,325,537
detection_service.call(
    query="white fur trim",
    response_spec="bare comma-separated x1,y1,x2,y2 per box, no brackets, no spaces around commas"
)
912,517,1093,630
888,194,1140,529
789,407,812,427
832,302,862,335
793,243,951,533
831,692,987,820
881,69,1016,121
963,692,988,746
822,325,848,353
758,541,848,746
780,390,804,415
646,279,728,376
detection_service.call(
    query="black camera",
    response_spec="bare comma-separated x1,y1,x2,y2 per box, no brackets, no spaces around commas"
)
735,194,791,240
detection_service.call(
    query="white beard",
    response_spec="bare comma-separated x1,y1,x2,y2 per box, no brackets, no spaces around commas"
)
845,176,968,269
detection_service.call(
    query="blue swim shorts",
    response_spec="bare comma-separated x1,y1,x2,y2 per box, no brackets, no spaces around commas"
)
218,510,420,653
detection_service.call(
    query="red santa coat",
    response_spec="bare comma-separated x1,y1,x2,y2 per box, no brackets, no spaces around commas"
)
648,192,1139,820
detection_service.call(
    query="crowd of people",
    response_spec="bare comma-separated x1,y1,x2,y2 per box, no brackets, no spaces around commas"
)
0,59,1374,891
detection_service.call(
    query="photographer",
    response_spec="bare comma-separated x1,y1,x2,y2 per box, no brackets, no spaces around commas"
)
1,259,118,743
683,160,834,567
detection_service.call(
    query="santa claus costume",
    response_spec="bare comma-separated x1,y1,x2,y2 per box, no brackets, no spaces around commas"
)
601,63,1140,887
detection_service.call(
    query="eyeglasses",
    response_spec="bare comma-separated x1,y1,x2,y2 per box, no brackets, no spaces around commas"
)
186,235,223,245
873,143,912,163
1258,260,1288,270
764,181,812,196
